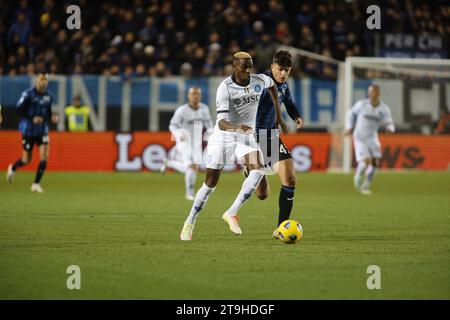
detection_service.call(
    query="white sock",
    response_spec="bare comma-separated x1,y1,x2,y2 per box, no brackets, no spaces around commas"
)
362,165,376,190
354,161,367,187
167,160,187,173
186,183,216,224
225,169,265,216
185,168,197,195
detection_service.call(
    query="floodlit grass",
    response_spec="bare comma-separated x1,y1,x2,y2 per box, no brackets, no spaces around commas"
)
0,171,449,299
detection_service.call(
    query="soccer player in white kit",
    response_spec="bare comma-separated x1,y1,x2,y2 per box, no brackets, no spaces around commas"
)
160,87,213,200
345,85,395,195
180,52,288,241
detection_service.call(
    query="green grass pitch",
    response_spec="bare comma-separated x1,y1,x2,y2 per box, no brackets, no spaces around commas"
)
0,171,449,299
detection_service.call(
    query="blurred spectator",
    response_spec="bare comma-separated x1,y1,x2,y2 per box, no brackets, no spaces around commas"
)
65,96,90,132
1,0,448,78
435,109,450,134
8,13,31,48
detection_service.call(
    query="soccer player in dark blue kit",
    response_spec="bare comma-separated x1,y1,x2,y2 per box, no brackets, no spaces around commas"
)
6,73,58,193
254,50,304,237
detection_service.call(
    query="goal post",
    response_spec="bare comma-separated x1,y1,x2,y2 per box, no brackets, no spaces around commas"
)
277,45,450,173
342,57,450,173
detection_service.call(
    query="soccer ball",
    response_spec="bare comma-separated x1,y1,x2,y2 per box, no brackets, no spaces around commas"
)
277,220,303,244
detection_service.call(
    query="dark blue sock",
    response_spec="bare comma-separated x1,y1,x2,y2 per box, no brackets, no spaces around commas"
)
34,160,47,183
278,185,295,226
12,159,25,171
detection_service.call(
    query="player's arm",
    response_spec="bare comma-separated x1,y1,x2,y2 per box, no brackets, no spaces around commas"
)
218,119,252,133
47,94,58,124
216,82,252,134
169,108,187,141
268,85,288,134
344,102,360,135
203,106,214,133
383,107,395,133
16,90,36,122
284,86,303,129
203,106,214,141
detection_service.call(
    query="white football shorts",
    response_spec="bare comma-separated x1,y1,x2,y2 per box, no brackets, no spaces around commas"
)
353,138,382,162
175,141,204,166
205,130,262,170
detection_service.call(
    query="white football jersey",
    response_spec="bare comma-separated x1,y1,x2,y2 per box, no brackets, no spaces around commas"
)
346,98,395,141
169,103,213,144
215,74,274,129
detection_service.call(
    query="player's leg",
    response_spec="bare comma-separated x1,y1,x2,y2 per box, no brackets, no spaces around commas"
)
181,168,221,240
361,141,381,194
7,137,33,183
361,158,379,194
254,130,270,200
272,138,296,228
184,164,198,200
180,139,226,240
273,157,297,229
165,159,188,173
353,140,371,191
184,144,202,200
161,144,188,174
255,176,269,200
31,140,48,193
223,149,265,235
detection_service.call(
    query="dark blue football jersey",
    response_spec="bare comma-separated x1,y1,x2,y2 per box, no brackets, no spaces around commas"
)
16,87,54,137
255,71,300,130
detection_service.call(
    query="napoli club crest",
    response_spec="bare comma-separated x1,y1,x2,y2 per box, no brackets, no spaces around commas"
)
254,84,261,93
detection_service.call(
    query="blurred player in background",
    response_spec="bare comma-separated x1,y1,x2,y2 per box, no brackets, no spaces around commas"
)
160,87,213,200
180,51,287,241
6,73,58,193
253,50,304,238
345,85,395,195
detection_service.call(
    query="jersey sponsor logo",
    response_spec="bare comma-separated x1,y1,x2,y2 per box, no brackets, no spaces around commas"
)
234,98,241,105
254,84,261,93
363,114,382,121
238,95,260,106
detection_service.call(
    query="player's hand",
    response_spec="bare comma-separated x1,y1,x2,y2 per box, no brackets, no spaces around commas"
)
32,116,44,124
344,129,353,136
295,117,304,129
51,115,59,123
235,124,253,134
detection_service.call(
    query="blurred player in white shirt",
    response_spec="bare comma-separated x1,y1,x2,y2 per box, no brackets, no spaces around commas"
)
345,85,395,195
160,87,213,200
180,51,287,241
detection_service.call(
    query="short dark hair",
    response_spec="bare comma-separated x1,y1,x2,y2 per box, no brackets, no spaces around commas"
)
273,50,293,68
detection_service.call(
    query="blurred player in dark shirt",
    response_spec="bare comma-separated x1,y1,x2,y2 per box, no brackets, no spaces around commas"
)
6,73,58,193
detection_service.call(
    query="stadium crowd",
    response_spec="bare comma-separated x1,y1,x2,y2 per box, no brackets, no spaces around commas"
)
1,0,449,79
